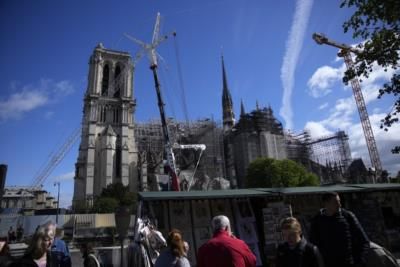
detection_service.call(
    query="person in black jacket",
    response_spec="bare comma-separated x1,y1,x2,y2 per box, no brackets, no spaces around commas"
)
310,192,370,267
276,217,324,267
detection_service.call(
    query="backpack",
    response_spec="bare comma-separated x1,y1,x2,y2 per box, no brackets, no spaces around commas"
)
88,253,101,267
366,242,400,267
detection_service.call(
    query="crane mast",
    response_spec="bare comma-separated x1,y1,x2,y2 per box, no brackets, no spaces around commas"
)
312,33,383,178
126,13,180,191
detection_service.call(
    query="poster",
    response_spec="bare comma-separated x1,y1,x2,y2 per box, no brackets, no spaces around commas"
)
169,200,191,231
237,221,258,244
210,199,234,222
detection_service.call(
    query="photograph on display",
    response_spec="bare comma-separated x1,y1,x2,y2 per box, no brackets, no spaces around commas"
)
169,200,191,230
210,199,233,220
236,199,253,219
192,200,211,227
238,221,258,244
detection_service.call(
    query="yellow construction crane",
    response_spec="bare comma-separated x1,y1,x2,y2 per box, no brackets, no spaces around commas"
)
312,33,383,180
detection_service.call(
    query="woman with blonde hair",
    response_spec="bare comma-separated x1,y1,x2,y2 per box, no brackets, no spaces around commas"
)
11,226,54,267
155,229,190,267
276,217,324,267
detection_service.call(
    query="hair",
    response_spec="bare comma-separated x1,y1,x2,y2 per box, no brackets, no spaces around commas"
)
25,226,53,260
80,242,95,255
280,217,302,234
321,192,339,203
167,229,185,257
211,215,230,233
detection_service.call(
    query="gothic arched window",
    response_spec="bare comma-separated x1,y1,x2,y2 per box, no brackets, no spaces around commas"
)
114,65,122,98
101,64,109,96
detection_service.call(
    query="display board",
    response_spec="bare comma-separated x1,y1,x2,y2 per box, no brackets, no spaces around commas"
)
262,202,292,260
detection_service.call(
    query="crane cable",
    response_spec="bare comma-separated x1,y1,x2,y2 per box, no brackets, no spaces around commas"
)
172,32,190,129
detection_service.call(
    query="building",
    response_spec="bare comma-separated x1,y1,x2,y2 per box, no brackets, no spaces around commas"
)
1,186,56,211
73,44,139,209
221,57,287,188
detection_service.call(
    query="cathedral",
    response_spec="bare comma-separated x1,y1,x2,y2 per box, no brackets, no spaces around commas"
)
73,44,139,209
221,56,287,188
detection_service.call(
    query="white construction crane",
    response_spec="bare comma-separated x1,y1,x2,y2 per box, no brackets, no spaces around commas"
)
312,33,383,179
31,127,81,187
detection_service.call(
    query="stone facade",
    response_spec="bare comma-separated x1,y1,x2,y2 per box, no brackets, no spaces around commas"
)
73,44,138,208
1,186,56,210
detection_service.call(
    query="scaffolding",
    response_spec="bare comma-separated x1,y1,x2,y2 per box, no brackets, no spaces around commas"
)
308,130,352,173
134,118,225,189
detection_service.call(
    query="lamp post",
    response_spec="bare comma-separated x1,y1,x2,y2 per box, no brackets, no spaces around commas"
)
54,182,60,224
115,205,131,267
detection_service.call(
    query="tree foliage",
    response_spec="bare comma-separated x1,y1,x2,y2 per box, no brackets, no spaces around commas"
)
340,0,400,153
245,157,319,188
92,182,137,213
92,197,119,213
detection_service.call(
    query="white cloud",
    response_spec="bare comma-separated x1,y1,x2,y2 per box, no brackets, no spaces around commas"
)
0,79,74,122
318,102,329,110
280,0,314,130
307,65,345,97
304,121,333,138
0,90,48,121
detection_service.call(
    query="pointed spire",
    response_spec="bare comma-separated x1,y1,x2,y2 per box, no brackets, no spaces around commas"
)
221,54,235,132
222,55,229,95
240,99,245,117
256,100,260,110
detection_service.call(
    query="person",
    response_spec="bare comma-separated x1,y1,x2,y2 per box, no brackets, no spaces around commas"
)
197,215,256,267
7,227,16,243
50,228,71,267
276,217,324,267
80,243,100,267
155,229,190,267
10,225,55,267
310,192,370,267
17,224,24,242
0,241,14,267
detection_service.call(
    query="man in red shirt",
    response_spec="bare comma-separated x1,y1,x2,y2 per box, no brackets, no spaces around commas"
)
197,215,257,267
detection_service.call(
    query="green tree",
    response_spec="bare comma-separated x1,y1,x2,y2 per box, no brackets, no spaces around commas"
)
92,197,119,213
245,157,319,188
92,182,137,213
340,0,400,153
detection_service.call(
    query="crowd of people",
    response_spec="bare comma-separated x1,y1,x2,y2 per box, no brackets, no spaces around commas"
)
0,191,398,267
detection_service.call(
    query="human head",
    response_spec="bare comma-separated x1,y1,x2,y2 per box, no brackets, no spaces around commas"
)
280,217,302,247
322,192,341,215
25,226,54,259
167,229,185,257
183,241,189,253
80,242,95,256
211,215,231,234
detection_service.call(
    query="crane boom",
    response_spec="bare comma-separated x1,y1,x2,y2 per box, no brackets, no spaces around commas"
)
312,32,382,178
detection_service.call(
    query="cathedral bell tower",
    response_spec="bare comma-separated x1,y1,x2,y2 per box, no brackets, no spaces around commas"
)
73,43,138,209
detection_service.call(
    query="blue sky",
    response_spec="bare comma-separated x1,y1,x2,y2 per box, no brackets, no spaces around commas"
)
1,0,399,207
